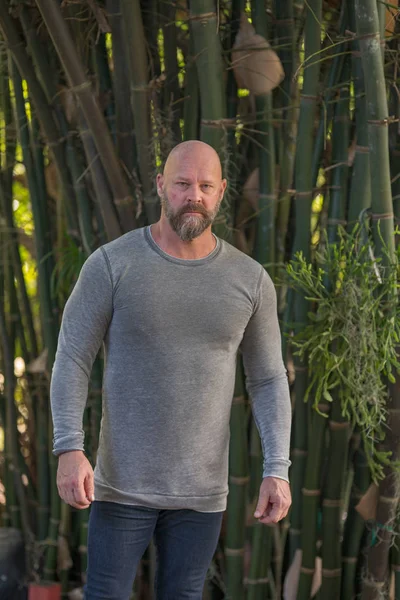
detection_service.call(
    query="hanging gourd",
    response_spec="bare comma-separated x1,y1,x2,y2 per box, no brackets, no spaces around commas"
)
231,13,284,95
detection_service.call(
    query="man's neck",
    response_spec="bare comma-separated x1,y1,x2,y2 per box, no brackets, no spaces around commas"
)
150,221,217,260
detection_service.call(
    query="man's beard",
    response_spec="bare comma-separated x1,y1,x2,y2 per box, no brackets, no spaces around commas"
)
160,191,222,242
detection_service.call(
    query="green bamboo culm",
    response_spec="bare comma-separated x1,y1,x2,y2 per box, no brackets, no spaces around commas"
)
355,0,395,261
35,0,136,238
190,0,230,242
355,2,397,596
320,55,351,600
225,358,249,600
122,0,159,225
252,0,276,278
288,0,323,564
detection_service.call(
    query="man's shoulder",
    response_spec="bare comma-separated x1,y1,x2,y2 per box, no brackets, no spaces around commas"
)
100,226,147,262
218,237,264,277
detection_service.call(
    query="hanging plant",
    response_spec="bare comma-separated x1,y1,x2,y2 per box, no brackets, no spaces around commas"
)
285,224,400,482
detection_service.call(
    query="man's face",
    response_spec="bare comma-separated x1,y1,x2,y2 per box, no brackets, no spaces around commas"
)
156,148,227,242
160,188,222,242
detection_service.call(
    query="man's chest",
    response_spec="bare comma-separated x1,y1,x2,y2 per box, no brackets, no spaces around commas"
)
110,267,255,348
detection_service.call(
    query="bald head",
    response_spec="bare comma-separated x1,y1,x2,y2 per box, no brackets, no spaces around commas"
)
155,140,227,242
163,141,223,180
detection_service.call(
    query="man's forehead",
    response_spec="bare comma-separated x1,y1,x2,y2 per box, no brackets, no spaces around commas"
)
171,171,220,182
163,142,222,177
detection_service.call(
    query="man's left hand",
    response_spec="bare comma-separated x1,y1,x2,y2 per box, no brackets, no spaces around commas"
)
254,476,291,524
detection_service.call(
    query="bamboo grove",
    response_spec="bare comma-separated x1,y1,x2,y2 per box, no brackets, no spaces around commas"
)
0,0,400,598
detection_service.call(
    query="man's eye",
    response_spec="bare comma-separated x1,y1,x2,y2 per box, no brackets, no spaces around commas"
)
177,182,188,186
202,184,212,189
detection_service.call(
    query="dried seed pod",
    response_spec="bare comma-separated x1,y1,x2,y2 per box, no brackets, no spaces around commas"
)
231,13,284,95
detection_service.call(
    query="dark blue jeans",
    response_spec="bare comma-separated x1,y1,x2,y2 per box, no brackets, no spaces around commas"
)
83,500,224,600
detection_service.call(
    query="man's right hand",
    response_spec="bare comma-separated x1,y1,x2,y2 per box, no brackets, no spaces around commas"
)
56,450,95,509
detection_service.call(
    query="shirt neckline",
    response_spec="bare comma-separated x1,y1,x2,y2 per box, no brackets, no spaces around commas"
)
144,225,221,266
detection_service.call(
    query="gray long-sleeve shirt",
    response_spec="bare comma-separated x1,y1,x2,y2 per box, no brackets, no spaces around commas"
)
50,225,291,512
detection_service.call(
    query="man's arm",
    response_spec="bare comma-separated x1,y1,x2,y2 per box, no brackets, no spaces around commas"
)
50,246,113,457
239,266,292,482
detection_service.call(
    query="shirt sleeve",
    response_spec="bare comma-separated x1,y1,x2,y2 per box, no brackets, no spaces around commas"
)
239,267,292,481
50,247,113,456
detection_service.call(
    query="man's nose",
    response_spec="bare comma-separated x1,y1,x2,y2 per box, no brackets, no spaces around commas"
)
186,184,202,202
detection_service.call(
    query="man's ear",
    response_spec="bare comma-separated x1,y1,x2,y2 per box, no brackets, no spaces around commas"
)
156,173,164,196
220,178,227,197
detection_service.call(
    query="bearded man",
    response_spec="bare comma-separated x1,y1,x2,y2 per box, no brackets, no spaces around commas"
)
50,140,292,600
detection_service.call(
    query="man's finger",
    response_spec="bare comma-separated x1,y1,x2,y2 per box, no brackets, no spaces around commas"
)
84,473,95,502
73,486,91,508
259,504,281,524
254,494,270,518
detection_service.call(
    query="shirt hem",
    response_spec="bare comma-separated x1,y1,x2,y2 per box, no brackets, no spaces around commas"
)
94,478,228,512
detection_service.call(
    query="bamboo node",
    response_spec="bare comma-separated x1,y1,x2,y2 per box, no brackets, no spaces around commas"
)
273,18,294,25
329,420,350,430
295,190,313,198
293,364,308,372
189,11,216,22
300,566,315,575
229,475,250,485
302,488,321,497
289,527,302,535
357,32,380,42
42,538,58,547
362,577,385,589
379,495,398,504
371,212,394,221
131,86,150,95
300,94,318,101
200,118,236,128
114,196,133,207
232,395,246,404
392,564,400,572
342,556,358,564
325,161,349,173
355,145,369,154
367,118,390,125
224,547,245,556
259,193,276,199
69,81,92,94
323,498,342,508
292,448,307,457
244,576,269,584
322,568,342,577
326,218,347,227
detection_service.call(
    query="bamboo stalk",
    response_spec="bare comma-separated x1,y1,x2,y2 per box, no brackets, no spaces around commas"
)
160,0,182,144
252,2,276,276
0,5,80,242
225,359,249,600
35,0,136,235
183,34,200,142
355,0,395,260
106,0,138,201
319,58,351,600
311,4,347,189
121,0,158,225
341,435,371,598
355,3,397,597
297,403,330,599
190,0,227,155
347,1,371,226
19,4,98,254
275,0,297,273
289,0,323,565
0,285,34,570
